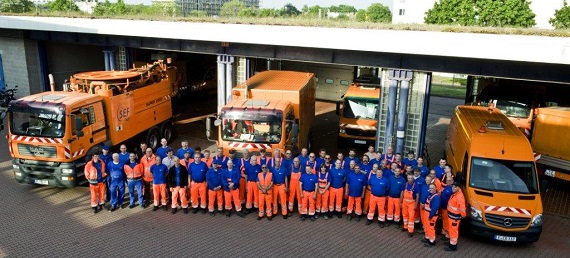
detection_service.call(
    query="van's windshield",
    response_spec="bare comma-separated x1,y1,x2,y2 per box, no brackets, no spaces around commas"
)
468,157,538,194
342,97,379,120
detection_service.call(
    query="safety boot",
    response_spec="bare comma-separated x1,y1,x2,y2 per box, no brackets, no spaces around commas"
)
183,208,189,214
444,244,457,251
162,205,168,211
424,241,436,247
366,219,373,225
310,215,316,222
171,208,177,214
237,210,246,218
323,212,329,220
92,207,98,214
192,208,199,214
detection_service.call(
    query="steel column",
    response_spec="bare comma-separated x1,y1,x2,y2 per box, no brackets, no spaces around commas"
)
225,56,234,104
103,50,110,71
396,79,410,154
383,78,398,152
216,55,227,112
417,73,432,159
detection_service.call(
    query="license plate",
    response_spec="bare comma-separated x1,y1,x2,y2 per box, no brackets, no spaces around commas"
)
354,140,366,144
34,179,49,185
494,235,516,242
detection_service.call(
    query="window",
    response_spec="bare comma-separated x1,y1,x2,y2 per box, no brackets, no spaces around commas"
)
340,80,350,86
325,79,334,84
399,9,405,16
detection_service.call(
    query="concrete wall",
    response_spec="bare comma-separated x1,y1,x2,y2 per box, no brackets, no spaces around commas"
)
0,36,42,97
45,42,105,89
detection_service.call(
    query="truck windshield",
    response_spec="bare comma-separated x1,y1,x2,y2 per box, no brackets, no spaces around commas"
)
469,157,538,194
10,110,65,138
481,100,531,119
221,111,282,143
343,97,379,120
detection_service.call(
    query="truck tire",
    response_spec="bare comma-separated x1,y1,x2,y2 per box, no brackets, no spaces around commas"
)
160,121,174,143
146,128,160,150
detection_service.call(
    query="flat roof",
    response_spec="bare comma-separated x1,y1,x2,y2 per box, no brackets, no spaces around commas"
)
1,16,569,65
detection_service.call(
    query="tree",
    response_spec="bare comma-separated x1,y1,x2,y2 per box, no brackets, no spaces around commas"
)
280,3,300,16
306,5,323,17
355,9,366,22
238,7,256,17
330,4,356,13
0,0,33,13
189,10,207,17
258,8,279,17
112,0,126,15
47,0,79,12
425,0,536,27
550,0,570,29
366,3,391,23
220,0,245,17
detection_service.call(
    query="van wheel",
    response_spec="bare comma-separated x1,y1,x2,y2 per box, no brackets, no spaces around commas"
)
160,122,173,143
146,128,160,150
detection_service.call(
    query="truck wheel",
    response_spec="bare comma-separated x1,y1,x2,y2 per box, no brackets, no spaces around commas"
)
146,128,160,150
160,122,173,143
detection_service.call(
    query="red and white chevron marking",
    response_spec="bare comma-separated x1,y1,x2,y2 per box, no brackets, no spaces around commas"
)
228,142,271,149
533,152,541,161
340,123,376,130
485,206,531,216
11,135,63,144
64,146,85,159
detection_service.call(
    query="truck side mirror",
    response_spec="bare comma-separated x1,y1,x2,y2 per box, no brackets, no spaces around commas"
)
74,116,84,137
214,119,221,127
291,123,299,144
335,102,341,116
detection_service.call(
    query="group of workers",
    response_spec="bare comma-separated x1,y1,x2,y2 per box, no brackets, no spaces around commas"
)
85,140,467,252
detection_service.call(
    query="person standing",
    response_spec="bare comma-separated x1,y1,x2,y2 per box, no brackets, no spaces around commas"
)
155,138,172,160
239,149,252,206
201,150,212,168
440,176,455,240
386,168,405,227
422,184,441,247
380,145,395,165
101,145,113,203
416,157,429,178
107,153,126,211
212,147,228,169
167,157,189,214
244,156,261,214
299,165,318,222
206,160,224,216
221,160,246,217
189,153,208,214
141,148,156,207
343,148,360,170
124,153,144,209
315,164,331,220
445,182,466,252
296,148,309,168
85,152,107,213
433,158,447,180
401,174,420,237
345,165,367,222
162,149,176,169
118,144,130,166
256,164,273,220
177,139,194,160
328,159,346,218
271,157,289,219
366,168,390,227
403,150,418,168
288,157,303,216
135,142,147,161
150,156,169,211
419,175,433,237
365,145,376,161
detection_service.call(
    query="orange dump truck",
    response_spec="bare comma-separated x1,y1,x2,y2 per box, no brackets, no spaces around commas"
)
5,60,174,187
207,70,315,156
446,105,542,242
336,78,380,147
531,107,570,183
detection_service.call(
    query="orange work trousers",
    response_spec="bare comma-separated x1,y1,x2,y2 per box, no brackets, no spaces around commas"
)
367,195,387,221
449,218,461,245
224,188,242,211
272,184,288,216
239,177,246,204
387,197,401,222
328,187,343,212
347,196,362,215
288,179,301,213
301,191,316,215
89,182,106,207
414,204,421,223
421,207,429,233
208,189,223,212
402,200,416,233
258,190,273,218
171,186,188,209
190,181,207,209
153,183,167,206
424,210,438,242
441,209,450,237
245,181,259,209
316,189,329,213
362,188,371,214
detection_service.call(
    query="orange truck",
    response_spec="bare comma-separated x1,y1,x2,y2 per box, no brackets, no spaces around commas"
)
531,107,570,183
446,105,542,243
206,70,315,156
336,77,380,147
5,60,174,187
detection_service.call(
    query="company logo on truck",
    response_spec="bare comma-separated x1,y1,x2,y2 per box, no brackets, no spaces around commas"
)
117,106,130,121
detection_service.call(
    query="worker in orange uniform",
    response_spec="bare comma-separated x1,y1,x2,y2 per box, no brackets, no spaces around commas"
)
189,153,208,214
150,156,169,211
315,164,331,220
238,149,252,205
328,159,346,219
206,160,224,216
444,181,466,251
85,152,107,213
124,153,144,209
270,157,289,219
401,174,420,237
439,176,455,240
366,166,389,227
386,168,405,227
345,165,367,222
244,156,261,214
168,157,189,214
256,164,273,220
299,165,318,221
140,148,156,207
288,157,303,216
221,159,246,217
422,184,440,247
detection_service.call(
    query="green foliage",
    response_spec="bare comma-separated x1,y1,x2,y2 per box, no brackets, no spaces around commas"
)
366,3,391,23
220,0,245,17
306,5,323,17
238,7,256,17
329,4,356,13
280,3,300,16
336,13,349,20
189,10,206,17
425,0,536,27
355,9,366,22
47,0,79,12
550,0,570,29
0,0,33,13
258,8,279,17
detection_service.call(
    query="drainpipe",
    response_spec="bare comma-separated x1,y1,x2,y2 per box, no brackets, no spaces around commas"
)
103,50,110,71
383,78,398,152
396,79,410,155
225,56,234,104
217,55,227,113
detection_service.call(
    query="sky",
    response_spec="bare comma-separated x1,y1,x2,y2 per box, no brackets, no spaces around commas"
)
122,0,393,10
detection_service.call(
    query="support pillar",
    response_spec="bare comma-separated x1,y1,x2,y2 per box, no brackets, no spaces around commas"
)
383,77,398,152
217,55,227,113
396,79,410,155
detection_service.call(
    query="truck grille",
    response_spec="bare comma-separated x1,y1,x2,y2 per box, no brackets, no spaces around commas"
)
18,144,57,158
485,213,530,229
345,128,376,137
